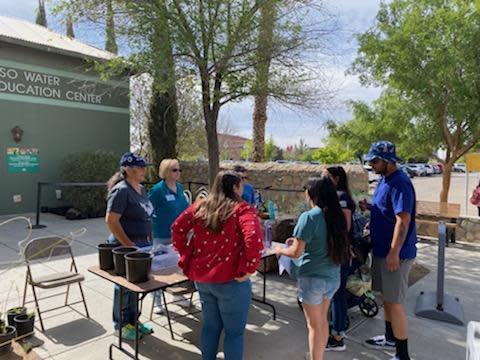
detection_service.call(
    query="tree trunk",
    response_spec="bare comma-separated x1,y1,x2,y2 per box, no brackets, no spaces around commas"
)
66,13,75,38
105,0,118,54
251,2,275,162
35,0,47,27
148,89,178,166
440,160,454,202
205,111,220,186
252,95,268,162
148,0,178,168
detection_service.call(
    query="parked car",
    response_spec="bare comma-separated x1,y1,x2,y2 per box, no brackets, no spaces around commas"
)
405,164,426,176
453,163,466,173
363,165,381,183
432,164,442,174
424,164,436,176
400,165,415,178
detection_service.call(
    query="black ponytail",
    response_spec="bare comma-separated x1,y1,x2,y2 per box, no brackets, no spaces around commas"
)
305,176,349,265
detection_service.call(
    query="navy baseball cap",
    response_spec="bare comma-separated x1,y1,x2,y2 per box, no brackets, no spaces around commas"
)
365,141,402,163
119,152,150,167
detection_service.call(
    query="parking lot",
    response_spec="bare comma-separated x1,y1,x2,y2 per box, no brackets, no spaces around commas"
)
411,172,479,216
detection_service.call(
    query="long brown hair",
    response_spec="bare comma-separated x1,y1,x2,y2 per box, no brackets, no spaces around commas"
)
107,166,127,192
194,170,242,232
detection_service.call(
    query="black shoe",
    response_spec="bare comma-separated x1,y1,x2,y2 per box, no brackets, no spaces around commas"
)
325,335,346,352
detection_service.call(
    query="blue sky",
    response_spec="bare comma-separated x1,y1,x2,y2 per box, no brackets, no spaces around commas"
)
0,0,383,148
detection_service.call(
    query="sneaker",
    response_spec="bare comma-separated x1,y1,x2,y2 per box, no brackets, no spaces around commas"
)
365,335,396,350
173,295,191,307
153,304,164,314
115,324,143,341
325,335,346,352
139,322,154,335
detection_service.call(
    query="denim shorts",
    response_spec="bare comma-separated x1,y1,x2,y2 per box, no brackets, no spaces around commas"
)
297,277,340,305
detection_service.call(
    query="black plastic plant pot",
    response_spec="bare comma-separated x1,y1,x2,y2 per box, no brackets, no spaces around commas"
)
112,246,138,276
0,326,16,355
97,243,118,270
13,314,35,337
125,252,153,283
7,307,26,327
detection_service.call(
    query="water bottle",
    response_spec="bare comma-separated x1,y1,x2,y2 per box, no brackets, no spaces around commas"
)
264,220,273,249
267,200,276,220
273,202,279,219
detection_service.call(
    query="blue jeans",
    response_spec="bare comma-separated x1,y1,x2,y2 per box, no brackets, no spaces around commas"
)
108,235,150,330
195,280,252,360
330,263,349,336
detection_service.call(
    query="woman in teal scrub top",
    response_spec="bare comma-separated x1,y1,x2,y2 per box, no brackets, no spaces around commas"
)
149,158,189,313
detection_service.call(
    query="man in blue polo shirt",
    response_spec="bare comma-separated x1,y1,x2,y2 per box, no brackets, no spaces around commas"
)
234,165,256,205
362,141,416,360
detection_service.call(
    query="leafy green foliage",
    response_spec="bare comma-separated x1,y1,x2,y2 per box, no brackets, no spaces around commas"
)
351,0,480,200
61,151,118,216
240,140,254,161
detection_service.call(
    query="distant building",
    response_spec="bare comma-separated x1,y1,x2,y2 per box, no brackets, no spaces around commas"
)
0,16,129,215
218,133,249,160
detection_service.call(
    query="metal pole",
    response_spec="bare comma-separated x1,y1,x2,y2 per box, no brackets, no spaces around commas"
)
32,182,46,229
465,171,469,216
437,221,446,310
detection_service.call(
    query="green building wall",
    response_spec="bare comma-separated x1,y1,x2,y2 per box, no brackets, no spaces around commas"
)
0,42,129,215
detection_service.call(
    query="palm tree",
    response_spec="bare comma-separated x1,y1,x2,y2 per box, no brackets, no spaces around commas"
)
252,1,276,162
35,0,48,27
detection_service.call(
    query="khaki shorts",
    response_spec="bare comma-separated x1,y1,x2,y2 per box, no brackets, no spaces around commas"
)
372,256,413,304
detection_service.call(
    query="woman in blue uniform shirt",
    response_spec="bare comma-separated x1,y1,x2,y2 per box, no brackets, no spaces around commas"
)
149,159,189,313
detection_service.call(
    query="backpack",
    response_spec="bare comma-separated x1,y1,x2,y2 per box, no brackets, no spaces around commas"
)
470,186,480,206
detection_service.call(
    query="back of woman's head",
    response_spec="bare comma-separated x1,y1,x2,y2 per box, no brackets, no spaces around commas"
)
326,166,351,196
305,176,349,264
195,171,242,232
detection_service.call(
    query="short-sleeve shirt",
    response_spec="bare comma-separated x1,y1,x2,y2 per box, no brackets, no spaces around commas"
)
291,207,340,280
148,180,189,239
371,169,417,259
106,180,153,240
242,183,256,205
337,190,355,241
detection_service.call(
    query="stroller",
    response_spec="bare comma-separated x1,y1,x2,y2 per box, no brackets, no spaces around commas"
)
345,212,378,321
296,212,379,323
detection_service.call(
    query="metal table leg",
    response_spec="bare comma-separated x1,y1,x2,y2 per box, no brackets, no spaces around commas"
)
252,257,277,320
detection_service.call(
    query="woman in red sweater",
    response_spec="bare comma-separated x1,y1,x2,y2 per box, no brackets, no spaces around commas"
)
171,170,263,360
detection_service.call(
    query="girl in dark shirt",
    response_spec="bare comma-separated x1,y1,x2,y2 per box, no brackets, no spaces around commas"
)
323,166,355,352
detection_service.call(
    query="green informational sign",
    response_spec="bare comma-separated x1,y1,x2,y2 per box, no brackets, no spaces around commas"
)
7,147,40,173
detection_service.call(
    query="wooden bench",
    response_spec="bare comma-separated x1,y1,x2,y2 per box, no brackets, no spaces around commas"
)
416,200,461,243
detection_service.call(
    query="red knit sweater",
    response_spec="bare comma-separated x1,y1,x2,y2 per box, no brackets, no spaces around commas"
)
171,202,264,283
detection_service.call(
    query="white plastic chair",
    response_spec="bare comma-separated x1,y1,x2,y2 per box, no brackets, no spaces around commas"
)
467,321,480,360
183,189,193,205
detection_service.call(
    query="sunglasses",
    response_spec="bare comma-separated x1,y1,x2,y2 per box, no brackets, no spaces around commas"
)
172,168,182,173
241,176,248,180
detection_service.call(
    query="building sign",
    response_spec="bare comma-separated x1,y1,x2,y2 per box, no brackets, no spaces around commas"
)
7,147,40,173
0,65,128,108
466,153,480,173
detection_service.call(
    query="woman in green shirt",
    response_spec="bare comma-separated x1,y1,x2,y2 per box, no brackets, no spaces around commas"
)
275,176,349,360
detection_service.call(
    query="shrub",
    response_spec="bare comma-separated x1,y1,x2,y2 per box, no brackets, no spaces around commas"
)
61,151,119,217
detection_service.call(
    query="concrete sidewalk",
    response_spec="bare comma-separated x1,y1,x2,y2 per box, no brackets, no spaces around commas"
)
0,213,478,360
